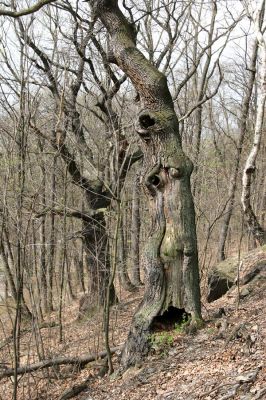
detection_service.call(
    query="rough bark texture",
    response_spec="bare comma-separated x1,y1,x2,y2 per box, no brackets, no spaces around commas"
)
90,0,202,369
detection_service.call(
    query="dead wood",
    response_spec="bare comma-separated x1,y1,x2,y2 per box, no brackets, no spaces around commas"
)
0,346,121,380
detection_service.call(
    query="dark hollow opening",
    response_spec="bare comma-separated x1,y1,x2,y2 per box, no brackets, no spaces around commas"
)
149,174,161,187
246,166,256,174
151,307,190,332
139,114,155,128
207,276,234,302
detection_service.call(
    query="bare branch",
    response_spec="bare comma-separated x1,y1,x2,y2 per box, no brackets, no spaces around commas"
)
34,206,107,222
0,0,56,17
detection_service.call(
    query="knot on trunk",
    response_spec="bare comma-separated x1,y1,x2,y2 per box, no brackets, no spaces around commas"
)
168,167,183,179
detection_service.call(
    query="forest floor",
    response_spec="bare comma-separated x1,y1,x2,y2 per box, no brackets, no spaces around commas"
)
0,257,265,400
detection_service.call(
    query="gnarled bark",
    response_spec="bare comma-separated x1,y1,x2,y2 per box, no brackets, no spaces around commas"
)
90,0,202,369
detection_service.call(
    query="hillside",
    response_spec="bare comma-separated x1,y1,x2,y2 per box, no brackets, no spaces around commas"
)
0,250,265,400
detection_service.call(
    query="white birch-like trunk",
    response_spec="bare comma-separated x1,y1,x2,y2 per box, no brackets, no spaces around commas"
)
241,0,266,244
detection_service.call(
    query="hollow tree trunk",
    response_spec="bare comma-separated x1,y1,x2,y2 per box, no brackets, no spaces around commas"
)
90,0,202,369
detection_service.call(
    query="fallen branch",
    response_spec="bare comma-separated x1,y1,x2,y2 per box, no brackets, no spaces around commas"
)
0,346,121,380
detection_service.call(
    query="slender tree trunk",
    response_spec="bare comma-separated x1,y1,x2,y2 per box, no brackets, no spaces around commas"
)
47,148,57,312
131,175,142,286
117,215,136,292
241,2,266,245
77,203,86,293
91,0,202,369
66,254,76,301
32,224,44,321
74,242,86,293
39,149,48,313
218,40,259,260
0,241,18,302
218,172,238,261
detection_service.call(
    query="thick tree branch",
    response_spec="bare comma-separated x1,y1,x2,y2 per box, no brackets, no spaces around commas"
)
90,0,174,111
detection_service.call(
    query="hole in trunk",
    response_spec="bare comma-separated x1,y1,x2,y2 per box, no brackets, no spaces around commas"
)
151,307,190,332
149,174,161,187
139,114,155,128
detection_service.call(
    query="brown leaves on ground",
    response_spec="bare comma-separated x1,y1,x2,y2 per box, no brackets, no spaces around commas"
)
0,275,265,400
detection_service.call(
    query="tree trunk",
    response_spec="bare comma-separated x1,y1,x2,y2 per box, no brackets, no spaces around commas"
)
218,40,259,261
39,164,48,313
131,175,142,286
90,0,202,369
117,217,136,292
82,207,116,312
74,250,86,293
66,254,76,301
47,143,57,312
0,241,18,303
241,2,266,246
